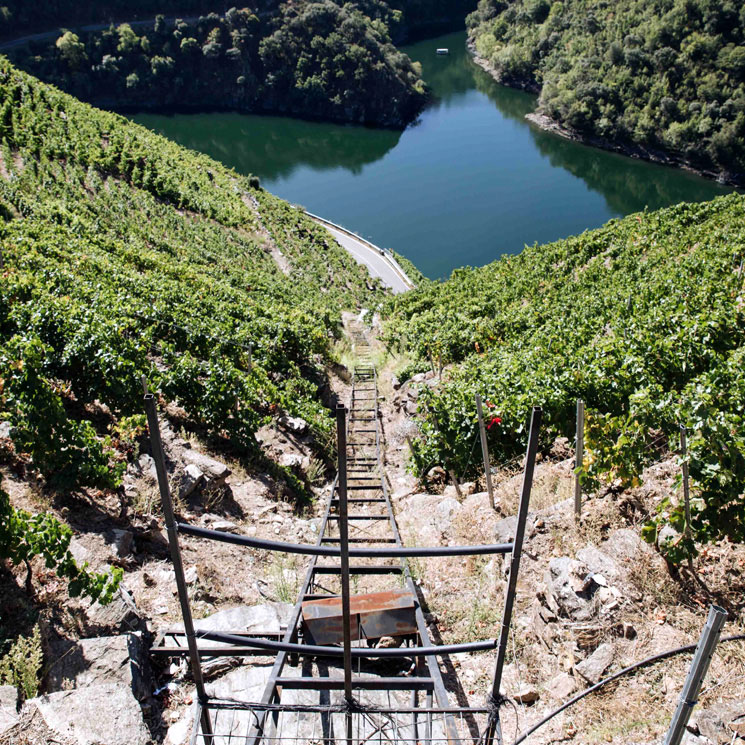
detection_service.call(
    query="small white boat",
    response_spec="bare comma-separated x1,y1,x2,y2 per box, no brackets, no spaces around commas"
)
436,48,449,55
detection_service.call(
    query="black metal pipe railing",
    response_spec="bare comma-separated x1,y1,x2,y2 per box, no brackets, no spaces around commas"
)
176,523,513,557
194,629,499,658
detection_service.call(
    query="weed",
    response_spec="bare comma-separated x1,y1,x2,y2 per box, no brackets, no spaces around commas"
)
306,457,326,486
0,624,42,702
269,555,299,604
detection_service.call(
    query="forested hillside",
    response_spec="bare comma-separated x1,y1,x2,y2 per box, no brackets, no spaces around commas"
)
2,1,479,128
0,0,476,40
7,3,427,127
0,1,225,36
385,194,745,561
468,0,745,182
0,57,382,502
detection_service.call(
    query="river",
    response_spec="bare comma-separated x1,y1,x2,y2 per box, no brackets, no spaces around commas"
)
132,31,734,279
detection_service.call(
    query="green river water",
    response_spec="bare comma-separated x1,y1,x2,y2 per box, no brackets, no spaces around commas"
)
133,31,734,279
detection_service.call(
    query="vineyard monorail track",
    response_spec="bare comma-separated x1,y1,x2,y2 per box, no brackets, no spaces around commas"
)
147,326,544,744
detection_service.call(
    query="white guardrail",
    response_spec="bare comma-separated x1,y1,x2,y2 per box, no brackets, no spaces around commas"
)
304,210,415,291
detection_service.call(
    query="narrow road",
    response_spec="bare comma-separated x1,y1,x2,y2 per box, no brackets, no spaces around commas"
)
0,16,199,51
308,215,414,294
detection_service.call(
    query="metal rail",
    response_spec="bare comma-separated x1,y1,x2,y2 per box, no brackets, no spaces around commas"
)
149,324,540,744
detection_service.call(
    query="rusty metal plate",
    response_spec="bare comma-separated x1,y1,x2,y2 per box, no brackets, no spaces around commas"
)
302,589,417,645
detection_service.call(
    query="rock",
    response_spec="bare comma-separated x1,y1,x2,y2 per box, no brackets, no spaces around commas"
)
69,537,91,565
0,685,17,736
550,436,572,458
46,634,149,701
426,466,446,482
391,376,401,390
136,453,157,480
0,708,17,738
622,622,637,639
86,585,145,634
603,528,654,563
459,481,476,496
179,463,204,498
182,449,231,483
108,529,134,558
278,415,308,434
184,566,198,584
544,557,596,621
21,684,149,745
695,703,744,743
513,686,539,704
176,603,292,650
0,687,16,710
279,453,310,470
574,642,615,684
682,734,714,745
0,421,11,439
729,718,745,736
531,599,560,649
547,672,577,700
591,572,608,587
576,545,619,582
211,520,240,533
376,636,403,648
494,516,518,544
165,713,192,745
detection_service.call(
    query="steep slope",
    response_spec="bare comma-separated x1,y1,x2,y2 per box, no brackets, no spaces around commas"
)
0,57,385,497
467,0,745,183
384,194,745,560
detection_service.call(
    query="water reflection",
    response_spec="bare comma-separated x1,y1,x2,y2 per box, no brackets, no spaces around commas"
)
134,112,401,181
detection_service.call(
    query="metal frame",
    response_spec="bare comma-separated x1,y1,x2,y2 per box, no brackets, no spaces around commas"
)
147,327,541,745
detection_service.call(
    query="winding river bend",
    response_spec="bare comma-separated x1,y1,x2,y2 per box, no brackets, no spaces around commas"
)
133,31,734,279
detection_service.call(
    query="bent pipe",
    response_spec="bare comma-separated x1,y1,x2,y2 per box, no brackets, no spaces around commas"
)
508,633,745,745
177,523,513,557
195,629,498,658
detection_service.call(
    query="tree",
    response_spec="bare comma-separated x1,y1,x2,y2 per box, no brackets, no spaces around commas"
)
56,31,86,70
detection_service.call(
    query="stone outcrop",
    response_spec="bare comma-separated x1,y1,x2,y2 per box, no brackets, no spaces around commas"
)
46,633,150,701
16,684,149,745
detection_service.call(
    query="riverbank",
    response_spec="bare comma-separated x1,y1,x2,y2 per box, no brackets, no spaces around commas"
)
469,44,744,187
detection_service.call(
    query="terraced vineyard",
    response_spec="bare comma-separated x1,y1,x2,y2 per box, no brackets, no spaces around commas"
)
384,195,745,559
0,58,384,501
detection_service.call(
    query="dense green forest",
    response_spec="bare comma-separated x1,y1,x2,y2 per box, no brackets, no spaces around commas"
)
6,3,427,126
0,2,242,37
467,0,745,182
0,57,382,502
384,194,745,560
0,0,475,40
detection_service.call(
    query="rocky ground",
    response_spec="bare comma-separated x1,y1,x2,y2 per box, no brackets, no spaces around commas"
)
1,318,743,745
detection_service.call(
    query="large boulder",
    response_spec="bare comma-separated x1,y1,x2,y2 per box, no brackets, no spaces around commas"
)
170,603,293,651
18,684,149,745
46,634,150,701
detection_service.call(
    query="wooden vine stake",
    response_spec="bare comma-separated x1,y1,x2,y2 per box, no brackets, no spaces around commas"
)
680,424,694,572
574,399,585,519
475,393,495,510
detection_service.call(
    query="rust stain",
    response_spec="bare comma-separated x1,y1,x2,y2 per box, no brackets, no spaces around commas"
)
302,589,417,645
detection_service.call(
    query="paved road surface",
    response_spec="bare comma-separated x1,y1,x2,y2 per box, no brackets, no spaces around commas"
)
314,221,413,294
